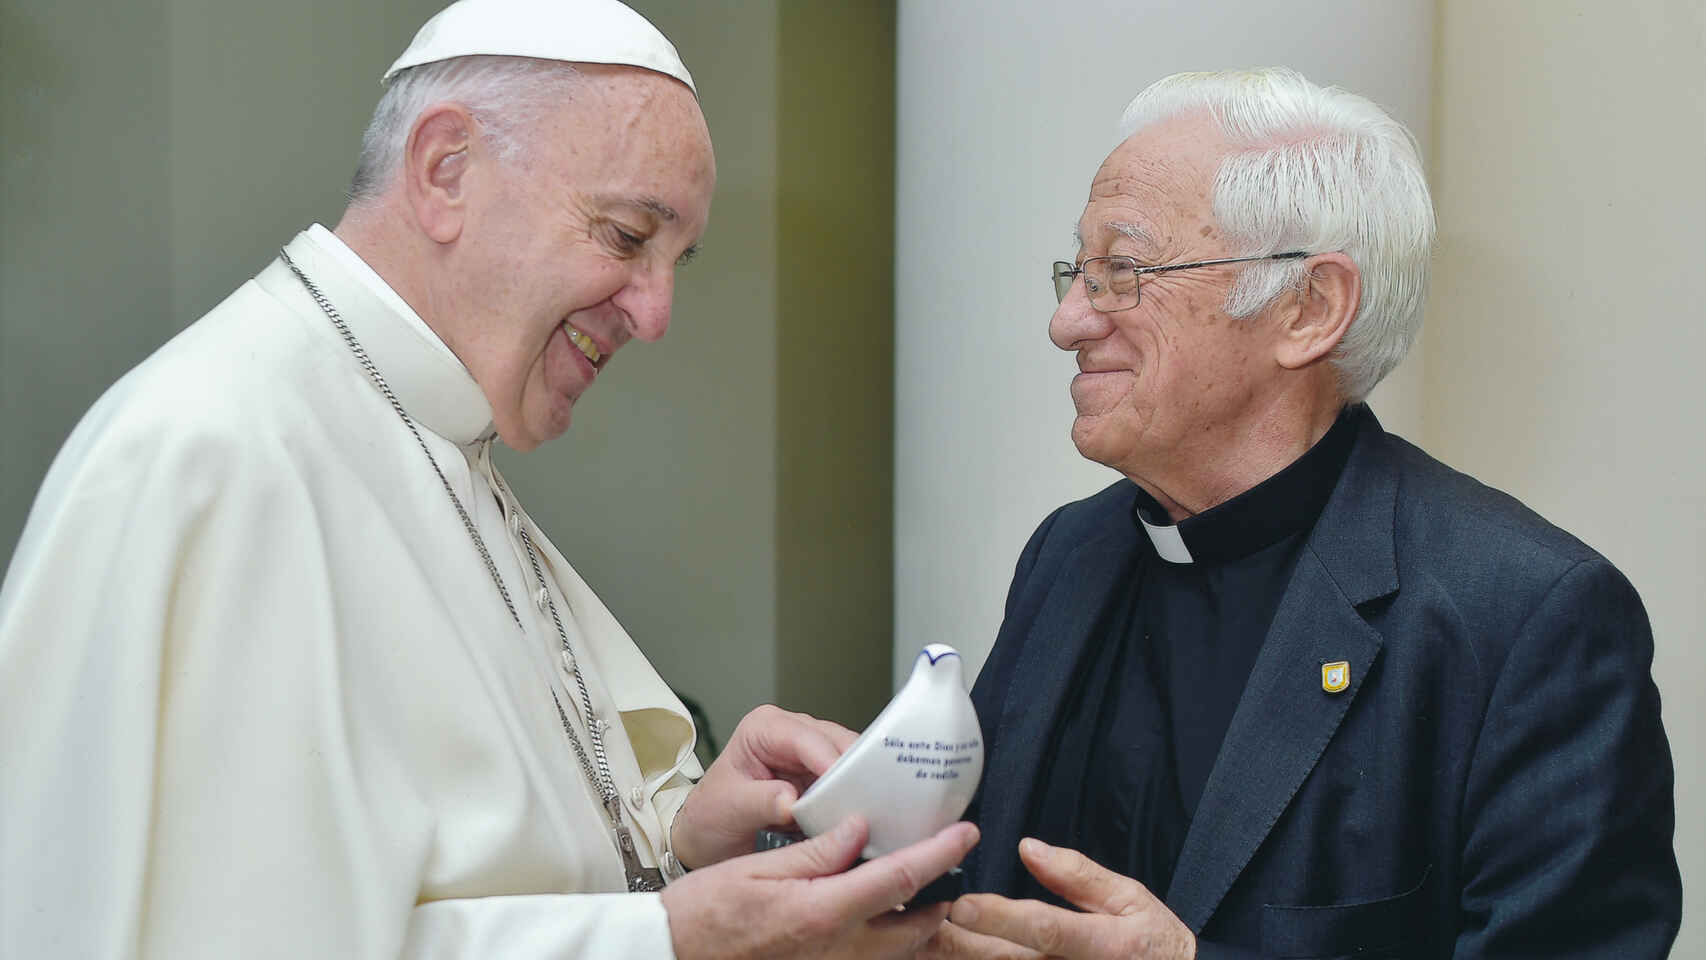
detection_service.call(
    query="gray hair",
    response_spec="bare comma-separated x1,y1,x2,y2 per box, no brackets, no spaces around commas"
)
1118,68,1436,403
347,55,583,205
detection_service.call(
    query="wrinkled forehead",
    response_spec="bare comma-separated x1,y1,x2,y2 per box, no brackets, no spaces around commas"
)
565,63,711,143
1075,117,1224,252
540,65,716,210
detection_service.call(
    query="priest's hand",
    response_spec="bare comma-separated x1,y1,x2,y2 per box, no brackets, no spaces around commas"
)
663,815,977,960
672,703,856,869
921,839,1196,960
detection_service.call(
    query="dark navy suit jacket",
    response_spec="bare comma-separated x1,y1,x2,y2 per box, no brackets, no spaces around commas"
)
966,409,1680,958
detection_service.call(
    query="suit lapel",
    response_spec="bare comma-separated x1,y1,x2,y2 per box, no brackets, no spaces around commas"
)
978,532,1139,896
1165,410,1401,931
1163,552,1382,929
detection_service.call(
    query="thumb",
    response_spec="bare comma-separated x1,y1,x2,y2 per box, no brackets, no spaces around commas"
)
761,778,801,825
708,776,799,829
754,816,868,879
1019,837,1144,916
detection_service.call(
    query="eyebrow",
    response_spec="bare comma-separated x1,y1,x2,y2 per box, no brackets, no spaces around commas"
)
1105,220,1156,249
595,194,679,222
1070,220,1159,253
634,196,679,222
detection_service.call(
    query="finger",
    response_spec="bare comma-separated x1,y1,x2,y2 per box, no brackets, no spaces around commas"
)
1018,837,1148,916
724,706,843,778
861,902,952,957
805,714,859,754
748,715,848,778
950,894,1111,957
923,917,1047,960
823,821,980,920
875,902,948,929
751,814,868,879
726,776,799,826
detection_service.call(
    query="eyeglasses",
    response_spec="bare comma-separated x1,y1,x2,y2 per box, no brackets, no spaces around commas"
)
1051,251,1309,311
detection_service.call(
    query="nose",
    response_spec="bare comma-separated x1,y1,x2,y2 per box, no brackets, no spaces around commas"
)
1048,276,1114,351
615,265,675,343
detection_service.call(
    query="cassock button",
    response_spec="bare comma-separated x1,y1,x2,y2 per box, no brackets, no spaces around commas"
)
507,508,522,536
535,585,550,613
629,785,645,810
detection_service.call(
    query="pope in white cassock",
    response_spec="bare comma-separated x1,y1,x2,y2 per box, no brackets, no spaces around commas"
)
0,1,977,957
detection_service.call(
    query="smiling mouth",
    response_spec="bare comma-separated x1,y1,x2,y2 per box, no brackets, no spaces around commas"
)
563,322,604,367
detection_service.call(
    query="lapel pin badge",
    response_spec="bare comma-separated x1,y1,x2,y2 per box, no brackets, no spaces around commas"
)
1321,660,1350,694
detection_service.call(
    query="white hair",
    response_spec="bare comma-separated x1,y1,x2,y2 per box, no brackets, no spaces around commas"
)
347,55,583,205
1118,68,1435,403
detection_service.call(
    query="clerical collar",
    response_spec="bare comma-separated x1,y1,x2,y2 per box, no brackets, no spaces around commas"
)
1130,406,1362,566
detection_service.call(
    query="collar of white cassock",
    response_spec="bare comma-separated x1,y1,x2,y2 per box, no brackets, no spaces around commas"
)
1130,405,1361,566
286,226,497,446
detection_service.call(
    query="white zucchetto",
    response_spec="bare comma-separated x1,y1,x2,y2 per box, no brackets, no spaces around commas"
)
382,0,695,93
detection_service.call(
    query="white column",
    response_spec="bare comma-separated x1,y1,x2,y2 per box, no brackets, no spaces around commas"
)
894,0,1436,685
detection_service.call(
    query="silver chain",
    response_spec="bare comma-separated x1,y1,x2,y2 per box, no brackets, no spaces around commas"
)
279,248,662,891
518,524,616,798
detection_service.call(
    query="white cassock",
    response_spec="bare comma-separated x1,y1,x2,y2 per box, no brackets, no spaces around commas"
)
0,226,701,958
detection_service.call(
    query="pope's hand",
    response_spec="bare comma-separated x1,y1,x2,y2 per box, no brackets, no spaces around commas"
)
921,839,1195,960
662,816,978,960
671,703,856,870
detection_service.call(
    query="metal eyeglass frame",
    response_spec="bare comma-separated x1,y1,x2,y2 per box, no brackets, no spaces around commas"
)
1052,251,1309,310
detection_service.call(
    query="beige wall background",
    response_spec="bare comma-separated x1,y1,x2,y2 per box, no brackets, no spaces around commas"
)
1428,3,1704,950
1,0,896,750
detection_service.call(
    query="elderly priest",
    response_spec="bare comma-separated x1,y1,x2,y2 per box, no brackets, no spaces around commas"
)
928,69,1680,959
0,1,974,958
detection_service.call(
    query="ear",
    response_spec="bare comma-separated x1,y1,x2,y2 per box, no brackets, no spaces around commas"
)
401,103,478,245
1274,251,1361,371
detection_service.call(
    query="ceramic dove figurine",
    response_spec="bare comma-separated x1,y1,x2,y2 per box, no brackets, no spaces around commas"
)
791,643,984,859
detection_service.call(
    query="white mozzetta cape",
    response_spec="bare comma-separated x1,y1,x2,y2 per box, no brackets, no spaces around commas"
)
0,227,701,958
